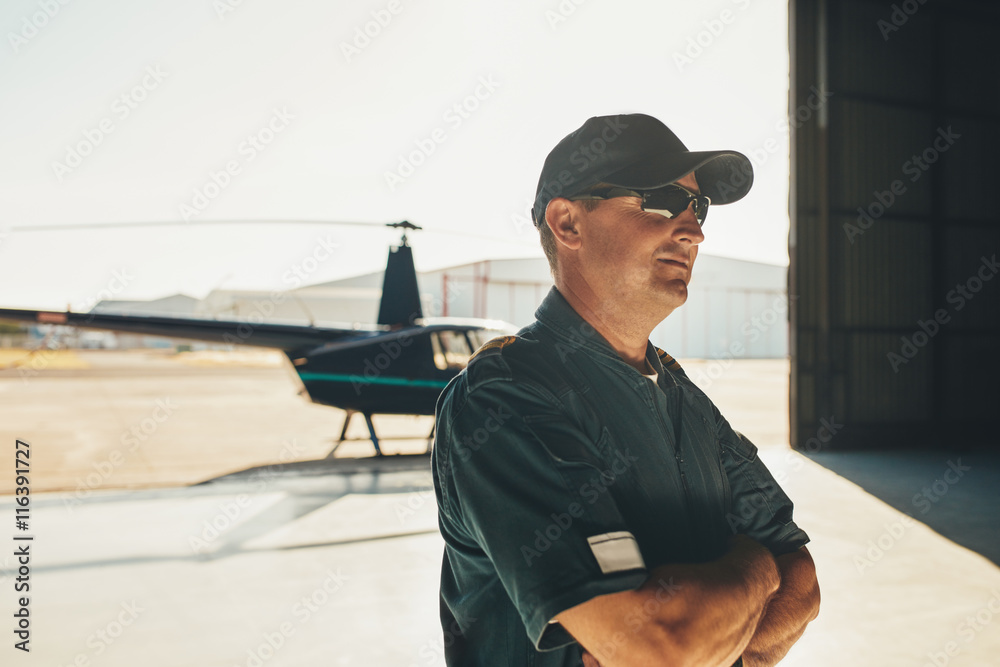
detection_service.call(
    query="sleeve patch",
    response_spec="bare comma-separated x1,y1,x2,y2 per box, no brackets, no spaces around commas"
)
587,532,645,574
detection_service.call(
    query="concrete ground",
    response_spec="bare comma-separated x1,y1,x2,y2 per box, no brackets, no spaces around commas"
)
0,350,998,666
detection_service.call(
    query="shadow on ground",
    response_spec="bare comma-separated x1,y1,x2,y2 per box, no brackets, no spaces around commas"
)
802,448,1000,567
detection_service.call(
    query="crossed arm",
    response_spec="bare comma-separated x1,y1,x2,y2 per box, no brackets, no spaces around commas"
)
556,536,820,667
741,545,820,666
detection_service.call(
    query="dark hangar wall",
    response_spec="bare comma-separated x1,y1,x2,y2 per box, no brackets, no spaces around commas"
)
789,0,1000,450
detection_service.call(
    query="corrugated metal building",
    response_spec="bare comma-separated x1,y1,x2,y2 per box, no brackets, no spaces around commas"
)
198,253,789,359
418,255,788,360
789,0,1000,449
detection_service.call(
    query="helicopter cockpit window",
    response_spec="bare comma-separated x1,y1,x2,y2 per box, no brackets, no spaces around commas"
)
431,331,472,370
465,329,487,351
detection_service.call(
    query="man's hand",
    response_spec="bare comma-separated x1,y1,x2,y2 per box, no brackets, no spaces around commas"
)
571,537,807,667
557,536,780,667
725,534,782,600
741,546,820,667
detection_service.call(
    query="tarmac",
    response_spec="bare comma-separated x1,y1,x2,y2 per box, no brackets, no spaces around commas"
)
1,349,998,666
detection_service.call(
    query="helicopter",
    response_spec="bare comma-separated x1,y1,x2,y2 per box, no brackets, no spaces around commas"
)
0,220,518,455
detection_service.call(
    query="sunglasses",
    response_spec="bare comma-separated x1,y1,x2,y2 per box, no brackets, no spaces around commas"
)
567,184,711,226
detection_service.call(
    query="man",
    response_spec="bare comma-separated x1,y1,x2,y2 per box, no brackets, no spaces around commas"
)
431,113,820,666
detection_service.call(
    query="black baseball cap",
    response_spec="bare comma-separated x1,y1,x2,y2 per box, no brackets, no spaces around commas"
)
531,113,754,227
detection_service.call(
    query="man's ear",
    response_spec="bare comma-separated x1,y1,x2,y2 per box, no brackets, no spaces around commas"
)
545,198,583,250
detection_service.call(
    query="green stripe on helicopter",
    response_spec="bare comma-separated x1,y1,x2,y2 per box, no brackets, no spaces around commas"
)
298,372,450,389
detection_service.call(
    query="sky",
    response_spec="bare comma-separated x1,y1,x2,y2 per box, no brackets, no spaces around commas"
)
0,0,790,311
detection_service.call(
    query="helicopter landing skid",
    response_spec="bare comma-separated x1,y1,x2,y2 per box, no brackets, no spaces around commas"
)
326,410,435,458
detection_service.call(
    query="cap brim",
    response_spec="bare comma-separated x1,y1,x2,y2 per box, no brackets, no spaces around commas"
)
601,150,754,205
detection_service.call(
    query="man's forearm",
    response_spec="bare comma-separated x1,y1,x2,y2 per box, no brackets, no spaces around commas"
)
561,534,780,667
641,553,775,667
650,535,782,665
742,547,820,667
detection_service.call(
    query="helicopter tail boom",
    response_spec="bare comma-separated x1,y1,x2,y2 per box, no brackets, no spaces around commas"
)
0,308,362,351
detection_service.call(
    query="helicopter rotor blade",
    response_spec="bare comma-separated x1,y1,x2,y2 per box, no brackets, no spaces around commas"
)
7,219,539,247
6,219,389,233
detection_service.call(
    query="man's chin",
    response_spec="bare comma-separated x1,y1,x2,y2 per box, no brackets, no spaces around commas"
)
646,280,688,310
657,278,688,298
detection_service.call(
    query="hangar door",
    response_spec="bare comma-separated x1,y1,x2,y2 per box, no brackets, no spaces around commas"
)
789,0,1000,450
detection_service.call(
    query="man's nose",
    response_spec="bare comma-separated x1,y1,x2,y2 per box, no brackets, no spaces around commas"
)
673,202,705,244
